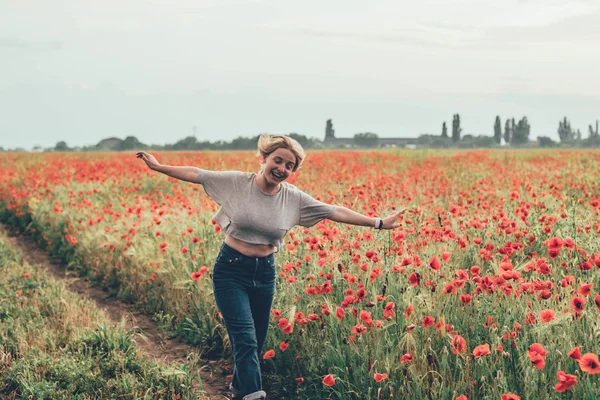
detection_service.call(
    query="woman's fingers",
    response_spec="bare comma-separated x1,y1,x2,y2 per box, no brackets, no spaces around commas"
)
136,151,150,161
391,208,407,218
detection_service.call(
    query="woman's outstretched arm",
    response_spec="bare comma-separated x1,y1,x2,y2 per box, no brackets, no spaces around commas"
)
328,206,407,230
136,151,201,183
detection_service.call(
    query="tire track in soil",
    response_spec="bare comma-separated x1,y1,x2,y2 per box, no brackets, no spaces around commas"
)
0,224,232,400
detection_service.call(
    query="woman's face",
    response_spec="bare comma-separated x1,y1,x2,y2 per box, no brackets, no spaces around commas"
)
261,148,297,185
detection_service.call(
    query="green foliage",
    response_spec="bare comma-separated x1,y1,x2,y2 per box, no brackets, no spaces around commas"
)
289,133,323,149
5,151,600,399
558,117,574,142
54,141,71,152
504,119,511,145
417,134,453,148
588,121,599,139
0,234,199,399
117,136,147,151
494,116,502,144
452,114,462,142
537,136,557,148
457,135,497,148
511,117,530,145
353,132,379,147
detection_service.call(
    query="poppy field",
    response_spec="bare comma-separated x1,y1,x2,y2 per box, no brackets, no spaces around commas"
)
1,149,600,399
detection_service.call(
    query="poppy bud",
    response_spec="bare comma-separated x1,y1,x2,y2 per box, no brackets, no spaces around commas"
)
427,354,436,366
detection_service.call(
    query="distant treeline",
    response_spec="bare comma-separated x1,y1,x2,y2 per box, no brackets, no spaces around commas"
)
3,116,599,152
423,115,600,149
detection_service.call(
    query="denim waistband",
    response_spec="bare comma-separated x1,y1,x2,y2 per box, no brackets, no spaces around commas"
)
221,242,275,261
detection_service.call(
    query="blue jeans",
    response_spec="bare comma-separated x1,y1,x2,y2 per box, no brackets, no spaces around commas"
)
212,242,276,399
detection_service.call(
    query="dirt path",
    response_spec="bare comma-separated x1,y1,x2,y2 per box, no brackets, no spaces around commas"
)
0,223,232,400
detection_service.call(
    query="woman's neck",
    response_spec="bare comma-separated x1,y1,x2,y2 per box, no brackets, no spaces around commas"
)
256,171,281,195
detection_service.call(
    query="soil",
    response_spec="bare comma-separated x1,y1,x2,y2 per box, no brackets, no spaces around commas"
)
0,223,233,400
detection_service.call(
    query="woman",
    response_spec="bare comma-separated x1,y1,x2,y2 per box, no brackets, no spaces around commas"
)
136,134,406,400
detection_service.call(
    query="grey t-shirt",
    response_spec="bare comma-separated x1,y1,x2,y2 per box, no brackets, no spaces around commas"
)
197,170,336,250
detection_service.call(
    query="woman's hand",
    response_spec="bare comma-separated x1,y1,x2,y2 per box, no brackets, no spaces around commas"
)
382,207,408,229
136,151,161,171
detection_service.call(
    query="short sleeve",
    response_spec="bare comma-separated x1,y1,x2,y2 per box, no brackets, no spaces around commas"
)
299,190,336,228
197,170,244,205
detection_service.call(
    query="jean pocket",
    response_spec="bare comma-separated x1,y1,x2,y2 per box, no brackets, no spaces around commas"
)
215,247,242,266
216,254,242,266
266,256,276,271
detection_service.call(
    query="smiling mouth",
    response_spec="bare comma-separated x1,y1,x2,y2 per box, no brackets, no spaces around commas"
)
271,171,284,180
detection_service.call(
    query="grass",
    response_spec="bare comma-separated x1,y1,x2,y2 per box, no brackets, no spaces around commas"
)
0,229,205,399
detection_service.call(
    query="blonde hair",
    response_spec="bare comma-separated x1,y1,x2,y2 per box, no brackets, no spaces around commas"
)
256,134,306,172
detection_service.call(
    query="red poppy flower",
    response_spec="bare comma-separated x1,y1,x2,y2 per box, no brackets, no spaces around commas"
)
570,297,585,313
578,283,593,297
400,353,413,363
554,370,577,392
579,353,600,374
191,271,202,280
501,395,521,400
352,324,367,335
262,349,275,359
408,272,421,286
595,295,600,311
451,335,467,355
460,293,472,305
373,373,388,383
568,347,581,360
528,343,548,358
529,353,546,370
282,323,293,334
429,256,441,271
322,374,335,387
383,302,396,319
548,248,560,259
360,310,372,322
422,316,435,328
279,341,289,352
524,312,537,325
336,307,346,321
401,257,413,266
547,237,563,249
540,309,555,323
473,344,490,358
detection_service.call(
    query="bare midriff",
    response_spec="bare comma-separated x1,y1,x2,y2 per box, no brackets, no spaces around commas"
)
225,234,276,258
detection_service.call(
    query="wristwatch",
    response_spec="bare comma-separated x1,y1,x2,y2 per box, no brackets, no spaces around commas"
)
374,218,383,229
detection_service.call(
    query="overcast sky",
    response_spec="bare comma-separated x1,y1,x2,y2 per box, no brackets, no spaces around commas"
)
2,0,600,149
